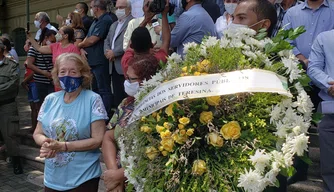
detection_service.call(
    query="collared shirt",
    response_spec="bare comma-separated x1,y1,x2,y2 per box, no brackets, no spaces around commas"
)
171,4,218,56
0,57,19,101
85,13,113,66
307,30,334,101
112,20,125,50
215,12,232,38
122,17,163,50
282,0,334,58
82,15,93,33
272,1,301,37
35,23,58,41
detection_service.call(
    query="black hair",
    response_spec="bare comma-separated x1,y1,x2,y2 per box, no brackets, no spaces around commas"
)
62,26,75,43
93,0,108,11
0,37,11,52
78,2,89,15
241,0,277,37
45,29,57,37
39,28,49,44
130,27,153,53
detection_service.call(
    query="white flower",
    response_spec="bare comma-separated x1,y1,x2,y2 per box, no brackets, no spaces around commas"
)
202,36,219,47
292,90,314,114
249,149,271,173
238,168,266,192
229,38,244,48
168,53,182,64
244,37,263,49
243,50,257,59
220,38,230,48
183,42,198,54
282,134,309,157
270,105,283,123
200,45,208,56
274,121,288,139
263,169,279,186
278,50,293,59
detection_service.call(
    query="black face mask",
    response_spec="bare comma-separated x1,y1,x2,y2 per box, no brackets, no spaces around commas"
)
181,0,188,10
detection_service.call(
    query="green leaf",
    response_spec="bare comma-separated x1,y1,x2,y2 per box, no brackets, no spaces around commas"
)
255,29,267,40
280,166,296,177
288,26,306,40
299,154,313,165
312,112,323,124
298,74,312,87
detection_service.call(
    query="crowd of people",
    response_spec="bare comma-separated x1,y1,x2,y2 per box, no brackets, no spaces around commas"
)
0,0,334,191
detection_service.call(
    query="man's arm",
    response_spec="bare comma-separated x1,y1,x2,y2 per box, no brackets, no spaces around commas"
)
307,34,334,91
160,2,171,54
78,36,101,48
170,14,190,48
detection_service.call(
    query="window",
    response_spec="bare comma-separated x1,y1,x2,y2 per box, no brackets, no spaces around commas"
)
11,28,26,57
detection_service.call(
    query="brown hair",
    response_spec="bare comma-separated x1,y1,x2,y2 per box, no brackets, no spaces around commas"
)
61,26,75,43
52,53,92,89
128,54,159,81
69,12,84,29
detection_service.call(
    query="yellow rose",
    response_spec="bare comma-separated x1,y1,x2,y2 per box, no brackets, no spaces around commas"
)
160,130,172,139
206,96,221,106
158,145,164,151
160,138,174,152
207,132,224,147
197,59,211,72
163,122,173,129
162,151,168,156
152,112,157,118
156,125,165,133
165,102,179,116
173,133,188,144
180,129,186,135
179,117,190,125
178,124,185,129
182,66,188,73
141,116,146,122
145,146,159,160
220,121,241,140
186,128,195,136
199,111,213,124
157,113,161,121
194,72,201,76
192,160,207,176
140,125,152,133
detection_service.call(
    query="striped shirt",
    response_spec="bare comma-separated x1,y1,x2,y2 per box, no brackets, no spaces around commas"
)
27,47,53,84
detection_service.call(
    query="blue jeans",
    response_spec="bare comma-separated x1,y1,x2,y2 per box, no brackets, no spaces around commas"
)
91,64,112,117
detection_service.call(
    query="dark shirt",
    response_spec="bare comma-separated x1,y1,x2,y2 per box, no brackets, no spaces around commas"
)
0,57,19,101
85,13,113,66
108,12,118,25
82,15,93,34
202,0,221,23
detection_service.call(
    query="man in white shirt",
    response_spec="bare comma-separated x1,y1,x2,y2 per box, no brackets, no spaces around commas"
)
34,12,58,41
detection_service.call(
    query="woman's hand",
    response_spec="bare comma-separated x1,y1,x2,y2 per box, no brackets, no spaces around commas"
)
103,169,125,192
40,142,57,158
43,138,66,152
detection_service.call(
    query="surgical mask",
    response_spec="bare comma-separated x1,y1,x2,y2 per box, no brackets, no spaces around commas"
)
74,9,81,13
228,22,248,29
90,9,95,17
59,76,83,93
115,9,126,20
65,19,71,26
46,40,52,45
124,80,140,96
225,3,237,15
34,20,41,29
55,33,63,42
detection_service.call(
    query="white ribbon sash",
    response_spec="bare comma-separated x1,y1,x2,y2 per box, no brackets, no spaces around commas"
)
128,69,292,124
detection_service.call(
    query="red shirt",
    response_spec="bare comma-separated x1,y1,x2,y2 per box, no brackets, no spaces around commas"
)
24,63,34,83
49,42,81,64
121,48,168,77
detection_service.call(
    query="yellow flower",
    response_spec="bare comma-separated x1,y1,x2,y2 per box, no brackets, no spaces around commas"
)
160,138,174,152
199,111,213,124
197,59,211,72
162,151,168,156
179,117,190,125
165,102,178,116
180,129,186,135
206,96,221,106
160,130,172,139
181,73,188,77
140,125,152,133
220,121,241,140
182,66,188,73
152,112,157,118
194,72,201,76
141,116,146,122
163,122,173,129
145,146,159,160
158,145,164,151
186,128,195,136
156,125,165,133
201,72,208,75
173,133,188,144
157,113,161,121
192,160,207,176
207,132,224,147
178,124,185,129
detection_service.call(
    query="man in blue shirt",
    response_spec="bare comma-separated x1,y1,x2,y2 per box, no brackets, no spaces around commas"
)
78,0,113,118
170,0,217,56
308,30,334,192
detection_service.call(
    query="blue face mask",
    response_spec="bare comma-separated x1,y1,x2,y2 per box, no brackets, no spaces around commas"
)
59,76,83,93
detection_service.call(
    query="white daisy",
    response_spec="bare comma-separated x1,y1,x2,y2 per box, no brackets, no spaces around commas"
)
183,42,198,54
237,168,266,192
249,149,271,173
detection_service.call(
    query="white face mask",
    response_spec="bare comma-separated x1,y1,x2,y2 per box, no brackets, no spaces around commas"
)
55,33,63,42
124,80,140,96
90,8,95,17
74,9,81,14
65,19,71,26
115,9,126,20
228,22,248,29
46,40,52,45
34,20,41,29
225,3,237,15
